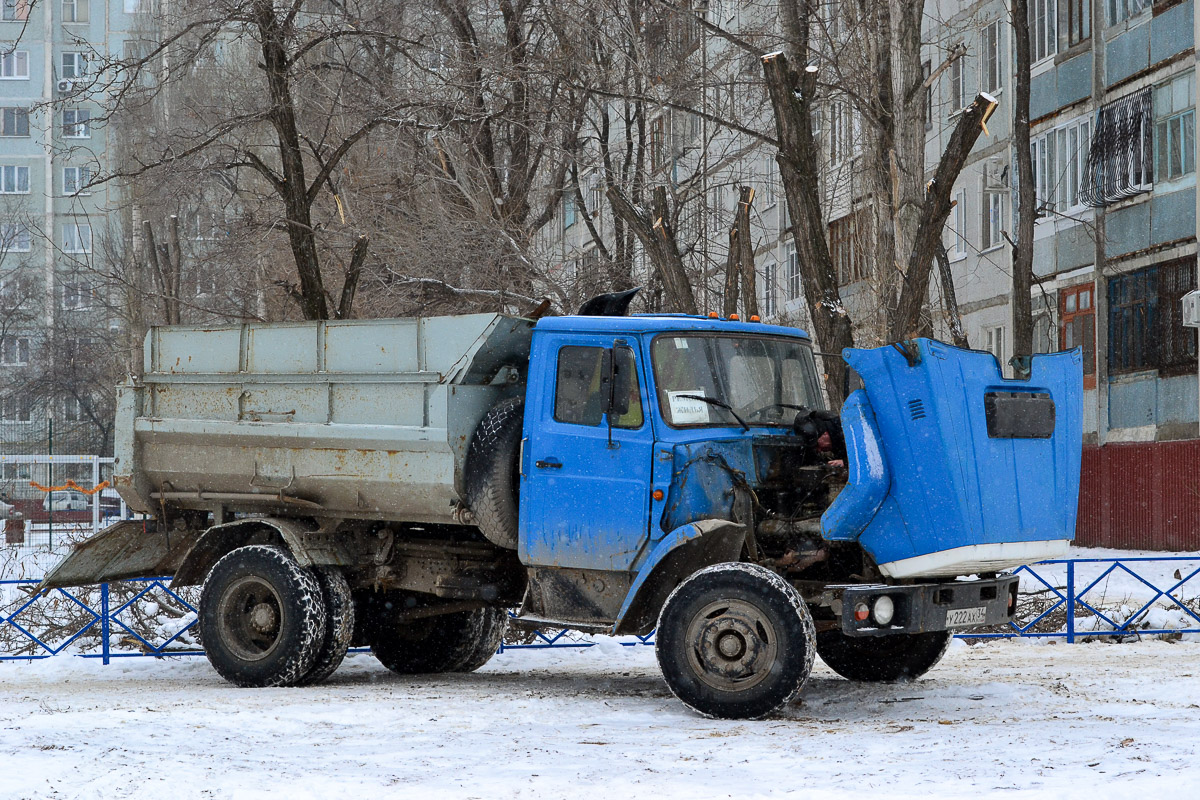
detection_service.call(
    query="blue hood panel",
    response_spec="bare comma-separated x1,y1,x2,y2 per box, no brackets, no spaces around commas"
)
822,340,1083,570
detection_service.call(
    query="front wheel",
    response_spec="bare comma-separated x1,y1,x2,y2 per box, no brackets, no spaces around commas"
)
656,563,816,720
815,630,952,682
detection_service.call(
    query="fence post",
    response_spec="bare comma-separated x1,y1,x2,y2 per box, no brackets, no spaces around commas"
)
1066,561,1075,644
101,583,110,666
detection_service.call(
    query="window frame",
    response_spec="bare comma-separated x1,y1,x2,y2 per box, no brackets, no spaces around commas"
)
1031,0,1058,65
62,108,91,139
0,334,30,366
981,20,1003,95
552,344,643,429
0,106,29,137
0,49,29,79
0,164,30,194
62,0,89,24
1060,282,1097,389
981,188,1004,251
62,221,92,254
63,165,92,195
0,222,31,252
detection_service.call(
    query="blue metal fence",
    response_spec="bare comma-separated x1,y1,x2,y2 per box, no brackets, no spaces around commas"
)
4,557,1199,663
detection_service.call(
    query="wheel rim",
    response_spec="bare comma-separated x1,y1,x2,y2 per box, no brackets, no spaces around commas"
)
684,598,780,692
217,575,285,662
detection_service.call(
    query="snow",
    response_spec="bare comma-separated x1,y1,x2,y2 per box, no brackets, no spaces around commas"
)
3,638,1200,799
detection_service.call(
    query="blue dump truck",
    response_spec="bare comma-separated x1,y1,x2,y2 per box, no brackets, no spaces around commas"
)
43,296,1082,718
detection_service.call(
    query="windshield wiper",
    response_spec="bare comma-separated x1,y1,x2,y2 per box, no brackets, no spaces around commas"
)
677,394,750,432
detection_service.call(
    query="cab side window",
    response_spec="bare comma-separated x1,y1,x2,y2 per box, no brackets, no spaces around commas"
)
553,345,644,428
555,346,606,426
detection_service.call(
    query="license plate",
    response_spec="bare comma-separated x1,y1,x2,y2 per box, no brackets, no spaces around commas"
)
946,606,988,628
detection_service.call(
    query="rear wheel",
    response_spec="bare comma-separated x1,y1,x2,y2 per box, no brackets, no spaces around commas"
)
656,563,816,720
296,567,355,686
198,545,326,687
369,605,507,675
815,630,952,682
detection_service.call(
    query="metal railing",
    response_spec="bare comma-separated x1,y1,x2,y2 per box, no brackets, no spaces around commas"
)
4,557,1199,663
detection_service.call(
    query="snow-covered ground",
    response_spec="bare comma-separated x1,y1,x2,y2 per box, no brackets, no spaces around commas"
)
2,638,1200,799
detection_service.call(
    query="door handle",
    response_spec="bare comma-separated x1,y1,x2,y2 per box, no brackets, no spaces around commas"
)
535,459,563,470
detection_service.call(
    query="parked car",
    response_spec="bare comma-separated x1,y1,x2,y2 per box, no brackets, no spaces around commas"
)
42,490,93,512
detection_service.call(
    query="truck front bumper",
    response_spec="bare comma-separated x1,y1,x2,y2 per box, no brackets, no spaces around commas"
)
829,574,1019,637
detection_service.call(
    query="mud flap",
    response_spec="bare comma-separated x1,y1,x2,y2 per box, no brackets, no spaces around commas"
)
36,520,196,592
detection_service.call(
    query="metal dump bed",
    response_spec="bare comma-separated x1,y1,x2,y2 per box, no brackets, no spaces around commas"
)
113,314,533,523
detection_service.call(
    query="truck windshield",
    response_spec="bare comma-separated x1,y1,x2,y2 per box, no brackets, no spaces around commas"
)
651,333,825,429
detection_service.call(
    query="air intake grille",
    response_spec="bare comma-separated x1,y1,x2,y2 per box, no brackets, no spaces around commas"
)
908,398,926,421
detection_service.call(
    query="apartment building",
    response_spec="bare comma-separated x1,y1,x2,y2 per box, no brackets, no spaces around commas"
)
1,0,140,459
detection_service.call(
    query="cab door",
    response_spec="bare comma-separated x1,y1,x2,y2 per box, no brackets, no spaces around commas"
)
519,335,654,571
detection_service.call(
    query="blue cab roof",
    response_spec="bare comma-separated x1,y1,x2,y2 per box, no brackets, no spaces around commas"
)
534,314,811,341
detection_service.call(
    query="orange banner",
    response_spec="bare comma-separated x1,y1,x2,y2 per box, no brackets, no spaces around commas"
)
29,479,110,495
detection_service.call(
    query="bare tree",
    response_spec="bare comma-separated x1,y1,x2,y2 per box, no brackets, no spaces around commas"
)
1011,0,1037,365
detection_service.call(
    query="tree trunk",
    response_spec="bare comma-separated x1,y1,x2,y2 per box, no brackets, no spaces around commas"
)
606,185,699,314
935,241,969,348
253,0,328,320
1011,0,1036,362
761,49,853,407
723,226,740,317
736,186,758,318
891,92,994,341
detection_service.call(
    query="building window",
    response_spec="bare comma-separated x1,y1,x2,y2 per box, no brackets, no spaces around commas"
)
1107,0,1145,25
62,280,93,310
1032,115,1092,215
1080,88,1151,207
1060,283,1096,389
949,188,968,259
985,325,1006,368
1067,0,1091,46
829,210,868,285
0,164,30,194
650,115,667,171
1031,0,1057,64
948,54,965,114
0,50,29,79
1,107,28,137
1108,259,1197,375
62,108,91,138
63,222,92,253
828,99,856,165
923,61,932,130
981,189,1004,250
3,1,31,22
64,395,84,422
62,0,89,23
980,21,1002,95
63,166,92,195
0,222,30,252
562,193,576,231
0,335,30,365
61,52,89,79
762,261,777,317
1,394,32,423
1154,72,1195,183
786,246,800,300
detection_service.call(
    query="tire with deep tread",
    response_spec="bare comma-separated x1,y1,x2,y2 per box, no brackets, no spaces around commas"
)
815,629,952,683
296,567,355,686
199,545,326,688
656,562,816,720
370,606,507,675
464,397,524,550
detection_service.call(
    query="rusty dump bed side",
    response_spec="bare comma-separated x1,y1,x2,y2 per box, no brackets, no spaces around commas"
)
113,314,533,524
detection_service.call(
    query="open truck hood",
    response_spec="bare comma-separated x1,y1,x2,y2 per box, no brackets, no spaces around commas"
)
822,339,1082,579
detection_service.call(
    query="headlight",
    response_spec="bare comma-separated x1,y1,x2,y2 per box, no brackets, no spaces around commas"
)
872,596,895,626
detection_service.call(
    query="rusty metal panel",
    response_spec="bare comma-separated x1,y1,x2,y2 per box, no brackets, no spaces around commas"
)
1077,440,1200,551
